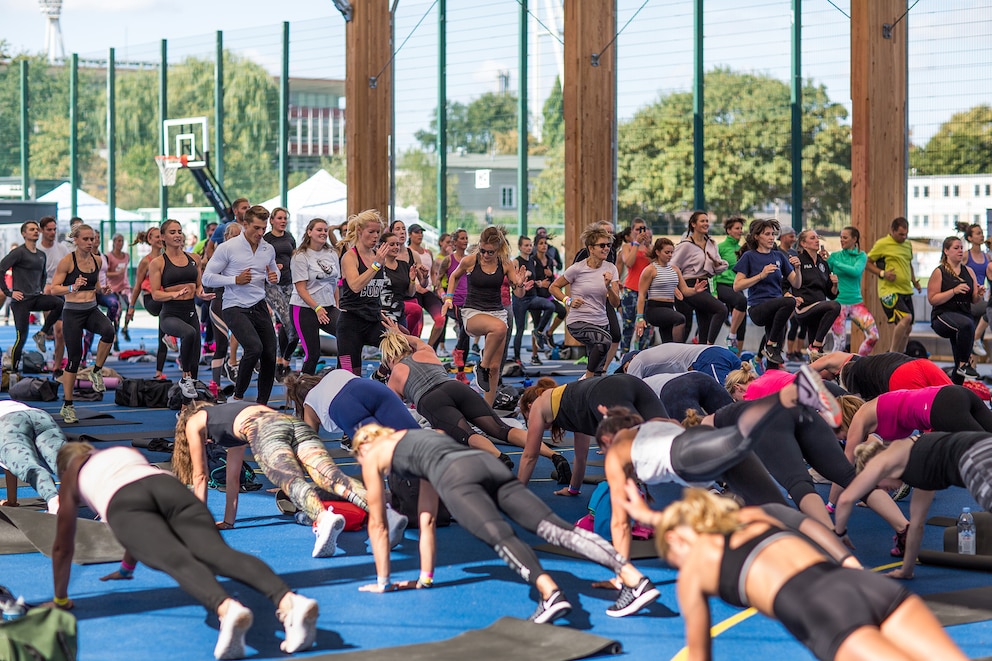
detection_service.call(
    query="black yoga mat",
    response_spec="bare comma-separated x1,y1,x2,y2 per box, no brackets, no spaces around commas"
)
305,617,621,660
0,506,124,564
55,410,143,428
535,537,657,561
924,586,992,627
64,429,174,443
918,549,992,572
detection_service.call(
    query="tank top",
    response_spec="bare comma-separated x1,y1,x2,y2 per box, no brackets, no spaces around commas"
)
533,254,555,298
400,355,450,406
303,369,358,433
623,247,652,291
647,264,679,300
515,256,538,299
463,259,505,312
66,252,99,291
874,387,942,439
77,447,164,521
931,264,974,317
390,428,482,484
414,248,433,287
552,377,610,434
901,432,978,490
445,254,469,307
630,421,688,485
204,401,257,448
105,251,129,293
381,260,412,321
161,252,198,289
967,249,989,287
718,524,796,608
339,247,386,322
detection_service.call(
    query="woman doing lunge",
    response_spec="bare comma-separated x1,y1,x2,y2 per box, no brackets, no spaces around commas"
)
337,210,389,375
791,230,841,359
827,226,879,356
125,227,169,379
634,237,708,343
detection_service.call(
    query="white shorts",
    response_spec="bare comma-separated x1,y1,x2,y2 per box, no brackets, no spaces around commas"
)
461,307,508,327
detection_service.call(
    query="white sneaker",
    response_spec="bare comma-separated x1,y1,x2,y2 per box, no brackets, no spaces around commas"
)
312,510,346,558
974,340,988,357
436,345,451,358
278,593,319,654
213,601,253,660
178,376,198,399
87,366,105,393
794,365,842,428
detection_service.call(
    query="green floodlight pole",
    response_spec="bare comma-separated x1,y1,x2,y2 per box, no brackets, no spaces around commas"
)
437,0,447,234
215,31,225,188
19,60,29,200
108,47,116,238
517,0,528,237
692,0,704,211
70,53,78,218
159,39,168,222
279,21,289,208
791,0,803,232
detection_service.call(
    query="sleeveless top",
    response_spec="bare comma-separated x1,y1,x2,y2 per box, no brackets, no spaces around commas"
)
623,248,652,291
391,428,481,485
967,250,989,287
414,248,433,287
533,254,555,298
161,252,198,289
67,252,99,291
78,447,164,521
303,369,358,433
204,401,257,448
463,259,505,312
874,387,941,439
380,259,411,321
399,355,450,406
932,264,974,318
901,431,979,490
647,265,679,300
339,247,386,321
552,377,611,434
630,421,688,486
718,524,796,608
446,254,469,307
514,255,538,299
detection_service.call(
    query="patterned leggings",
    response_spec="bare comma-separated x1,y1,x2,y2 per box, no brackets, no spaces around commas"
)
265,281,299,360
828,302,878,356
244,412,367,523
619,288,652,354
0,410,66,502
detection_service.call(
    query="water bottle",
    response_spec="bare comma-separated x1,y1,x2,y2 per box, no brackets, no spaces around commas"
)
1,596,25,621
208,381,219,399
958,507,976,555
139,338,146,352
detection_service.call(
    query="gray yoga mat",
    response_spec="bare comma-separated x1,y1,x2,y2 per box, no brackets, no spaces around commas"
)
0,506,124,564
304,617,621,660
924,586,992,627
535,537,657,561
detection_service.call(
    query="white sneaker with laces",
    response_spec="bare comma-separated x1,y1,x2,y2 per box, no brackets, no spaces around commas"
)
794,364,842,428
179,376,198,399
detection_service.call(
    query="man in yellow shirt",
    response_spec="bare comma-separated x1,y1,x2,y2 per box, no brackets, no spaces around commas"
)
865,217,921,353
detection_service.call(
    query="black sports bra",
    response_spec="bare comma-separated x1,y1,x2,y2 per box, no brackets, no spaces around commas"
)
66,252,99,292
717,524,794,608
162,253,198,289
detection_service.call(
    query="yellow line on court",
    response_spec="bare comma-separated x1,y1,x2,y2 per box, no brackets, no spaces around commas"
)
667,561,903,660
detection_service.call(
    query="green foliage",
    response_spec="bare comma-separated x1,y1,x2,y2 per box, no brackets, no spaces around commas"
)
541,76,563,149
415,92,519,154
395,147,464,226
910,105,992,175
531,141,564,224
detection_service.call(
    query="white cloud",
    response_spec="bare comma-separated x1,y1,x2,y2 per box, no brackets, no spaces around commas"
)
65,0,165,11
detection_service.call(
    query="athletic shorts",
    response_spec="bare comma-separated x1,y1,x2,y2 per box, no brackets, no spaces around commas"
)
889,358,952,392
879,292,914,324
461,307,508,327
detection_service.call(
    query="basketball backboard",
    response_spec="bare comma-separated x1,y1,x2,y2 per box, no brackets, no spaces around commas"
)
163,117,209,169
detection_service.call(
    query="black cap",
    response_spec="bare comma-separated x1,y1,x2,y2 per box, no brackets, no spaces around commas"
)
408,224,424,233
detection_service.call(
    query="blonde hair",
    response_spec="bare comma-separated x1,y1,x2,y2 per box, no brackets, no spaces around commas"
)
655,487,742,558
681,409,704,427
340,209,383,254
724,361,756,394
351,423,396,455
580,225,613,249
70,223,95,241
838,395,865,433
379,329,414,367
57,441,94,479
479,225,510,261
854,438,887,474
173,401,214,485
224,222,242,240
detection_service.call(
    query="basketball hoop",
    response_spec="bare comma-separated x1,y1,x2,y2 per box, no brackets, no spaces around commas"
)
154,155,185,187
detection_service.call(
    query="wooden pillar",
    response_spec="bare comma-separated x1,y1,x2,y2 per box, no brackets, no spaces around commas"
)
563,0,616,261
346,1,392,219
851,0,908,354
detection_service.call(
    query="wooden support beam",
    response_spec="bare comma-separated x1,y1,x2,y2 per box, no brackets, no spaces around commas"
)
851,0,908,354
563,0,616,261
346,1,392,220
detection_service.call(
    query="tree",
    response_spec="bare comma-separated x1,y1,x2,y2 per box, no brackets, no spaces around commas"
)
910,105,992,175
415,92,519,154
541,76,563,150
395,148,464,227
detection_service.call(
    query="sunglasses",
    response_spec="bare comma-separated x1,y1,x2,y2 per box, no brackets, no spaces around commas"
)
479,248,496,255
592,243,611,249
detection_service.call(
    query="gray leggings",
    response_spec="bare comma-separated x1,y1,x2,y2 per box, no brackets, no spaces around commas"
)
265,281,298,358
959,438,992,512
0,410,66,501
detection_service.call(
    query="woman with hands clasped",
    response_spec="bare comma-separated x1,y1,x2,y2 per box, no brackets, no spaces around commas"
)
634,237,708,343
929,236,985,383
379,231,424,326
337,211,389,375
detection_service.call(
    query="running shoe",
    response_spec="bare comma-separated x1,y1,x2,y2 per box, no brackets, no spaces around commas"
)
725,335,738,354
224,363,239,383
471,342,481,354
498,452,515,470
975,340,988,358
794,364,842,428
121,326,130,342
550,453,572,485
532,329,548,351
385,504,408,548
437,345,451,358
890,524,908,557
529,590,572,624
455,371,470,385
956,364,980,379
530,353,543,366
59,403,78,424
32,330,47,353
163,335,179,352
214,601,253,660
312,510,346,558
277,594,319,654
763,343,785,366
87,367,105,393
891,482,912,502
178,376,198,399
475,366,491,392
607,576,661,617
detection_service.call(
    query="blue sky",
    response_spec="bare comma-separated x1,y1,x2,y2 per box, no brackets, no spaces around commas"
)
2,0,990,150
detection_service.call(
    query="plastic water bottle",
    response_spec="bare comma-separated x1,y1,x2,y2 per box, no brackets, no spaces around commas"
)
958,507,976,555
139,338,146,351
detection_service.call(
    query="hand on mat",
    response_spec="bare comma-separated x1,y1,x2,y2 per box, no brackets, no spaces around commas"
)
0,499,19,507
100,570,133,581
885,566,914,580
591,577,622,590
215,521,234,530
553,487,580,497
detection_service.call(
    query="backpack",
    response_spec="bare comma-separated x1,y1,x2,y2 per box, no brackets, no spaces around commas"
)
114,379,173,408
166,380,217,410
8,377,59,402
205,444,262,492
71,387,103,402
20,351,46,374
0,606,77,661
389,476,451,528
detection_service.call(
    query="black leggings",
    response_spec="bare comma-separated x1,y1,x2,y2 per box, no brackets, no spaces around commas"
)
209,293,230,366
748,297,797,347
676,283,727,344
659,372,733,420
930,386,992,431
417,381,515,446
106,474,289,612
143,292,168,374
63,304,114,373
293,304,340,375
160,299,200,379
795,301,841,345
336,312,384,375
644,300,685,343
931,311,974,378
10,294,63,370
436,453,627,585
223,301,277,404
511,296,555,357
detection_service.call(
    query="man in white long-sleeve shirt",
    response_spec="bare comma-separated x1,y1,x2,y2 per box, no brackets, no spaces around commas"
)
202,205,279,404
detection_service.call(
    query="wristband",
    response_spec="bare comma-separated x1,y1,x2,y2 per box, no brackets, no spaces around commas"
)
631,241,640,247
834,528,847,537
636,314,645,322
68,284,74,293
53,596,69,607
444,293,454,299
564,296,572,307
371,262,382,272
567,487,581,495
118,563,134,578
314,305,324,313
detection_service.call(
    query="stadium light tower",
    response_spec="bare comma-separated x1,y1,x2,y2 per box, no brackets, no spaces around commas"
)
38,0,66,64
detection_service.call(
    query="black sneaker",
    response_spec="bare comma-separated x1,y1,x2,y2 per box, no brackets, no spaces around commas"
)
957,364,980,379
763,343,785,366
530,353,543,366
529,590,572,624
891,524,908,557
606,577,660,617
498,452,514,470
224,363,239,383
550,453,572,485
475,366,491,392
532,330,548,351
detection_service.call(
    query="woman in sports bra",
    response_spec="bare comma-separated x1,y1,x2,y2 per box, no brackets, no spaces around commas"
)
173,401,406,556
125,227,169,379
337,210,390,375
149,219,214,400
350,424,660,622
50,224,116,424
621,486,964,661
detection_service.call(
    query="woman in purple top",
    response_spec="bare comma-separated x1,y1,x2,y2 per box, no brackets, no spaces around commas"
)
965,224,992,357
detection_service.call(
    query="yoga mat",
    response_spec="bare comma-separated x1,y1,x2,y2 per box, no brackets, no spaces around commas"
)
306,617,621,660
924,586,992,626
535,537,657,561
64,429,174,443
0,506,124,564
928,516,958,528
919,550,992,572
57,418,139,428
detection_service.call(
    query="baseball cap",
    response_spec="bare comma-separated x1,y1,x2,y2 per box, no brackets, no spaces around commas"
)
408,224,424,234
779,226,797,237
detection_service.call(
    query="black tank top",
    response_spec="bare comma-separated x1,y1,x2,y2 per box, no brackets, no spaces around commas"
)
66,252,99,291
932,265,974,318
554,377,611,434
161,253,198,289
339,247,386,322
390,428,481,484
463,258,505,312
204,401,257,448
718,524,795,608
381,260,412,321
901,432,978,490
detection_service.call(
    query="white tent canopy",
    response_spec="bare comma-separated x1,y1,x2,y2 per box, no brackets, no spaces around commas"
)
38,183,143,223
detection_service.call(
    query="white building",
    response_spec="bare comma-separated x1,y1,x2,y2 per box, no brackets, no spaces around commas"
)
907,173,992,240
